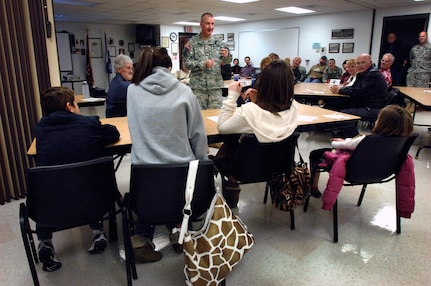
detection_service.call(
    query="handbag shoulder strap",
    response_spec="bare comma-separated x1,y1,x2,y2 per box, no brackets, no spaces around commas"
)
178,160,199,244
295,141,305,163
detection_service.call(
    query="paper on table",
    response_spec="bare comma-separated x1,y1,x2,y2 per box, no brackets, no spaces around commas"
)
298,115,319,122
303,89,324,94
80,97,105,102
423,90,431,93
323,113,350,119
207,116,219,123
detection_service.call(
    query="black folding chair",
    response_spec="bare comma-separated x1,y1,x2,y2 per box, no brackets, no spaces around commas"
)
19,156,122,286
304,134,418,242
220,132,300,229
122,160,216,286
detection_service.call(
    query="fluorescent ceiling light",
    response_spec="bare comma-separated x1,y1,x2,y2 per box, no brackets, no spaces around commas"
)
275,6,315,14
214,16,245,22
221,0,259,3
174,21,200,26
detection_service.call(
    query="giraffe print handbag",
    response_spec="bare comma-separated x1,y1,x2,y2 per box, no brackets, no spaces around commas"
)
178,160,255,286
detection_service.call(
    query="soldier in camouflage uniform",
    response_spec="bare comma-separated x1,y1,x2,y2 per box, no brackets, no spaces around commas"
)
407,31,431,87
183,12,231,109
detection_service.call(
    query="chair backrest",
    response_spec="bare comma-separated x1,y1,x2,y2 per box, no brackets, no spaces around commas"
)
108,101,127,118
26,156,119,229
345,133,418,184
129,160,215,225
230,132,300,184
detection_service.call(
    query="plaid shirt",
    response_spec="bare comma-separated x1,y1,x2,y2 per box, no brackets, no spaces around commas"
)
380,68,392,89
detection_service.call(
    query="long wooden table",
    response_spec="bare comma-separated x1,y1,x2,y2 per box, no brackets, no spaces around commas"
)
395,86,431,158
395,86,431,118
27,104,359,156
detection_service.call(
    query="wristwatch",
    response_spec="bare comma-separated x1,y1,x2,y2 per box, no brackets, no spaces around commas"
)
170,32,177,42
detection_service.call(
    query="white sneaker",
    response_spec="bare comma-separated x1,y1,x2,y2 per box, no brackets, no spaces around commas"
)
88,232,107,254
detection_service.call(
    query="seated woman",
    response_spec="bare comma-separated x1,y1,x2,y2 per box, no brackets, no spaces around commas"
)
105,54,133,117
127,47,208,262
309,104,414,199
213,60,299,208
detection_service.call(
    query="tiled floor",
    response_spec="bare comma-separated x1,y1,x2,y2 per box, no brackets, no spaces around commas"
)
1,110,431,286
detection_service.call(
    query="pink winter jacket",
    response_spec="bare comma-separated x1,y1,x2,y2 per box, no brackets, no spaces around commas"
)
321,153,415,218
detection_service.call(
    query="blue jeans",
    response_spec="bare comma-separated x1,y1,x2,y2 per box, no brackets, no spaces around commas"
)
304,77,322,83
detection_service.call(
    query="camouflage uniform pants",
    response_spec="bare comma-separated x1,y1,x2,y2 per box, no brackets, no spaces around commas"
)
406,72,431,87
192,88,222,110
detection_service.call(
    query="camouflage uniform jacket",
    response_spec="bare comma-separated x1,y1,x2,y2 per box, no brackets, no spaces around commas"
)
183,33,230,90
408,42,431,74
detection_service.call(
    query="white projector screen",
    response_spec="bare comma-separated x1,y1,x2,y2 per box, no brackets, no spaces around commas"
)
238,27,299,68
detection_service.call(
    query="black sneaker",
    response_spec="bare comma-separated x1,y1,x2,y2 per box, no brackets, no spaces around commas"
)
38,242,62,272
169,230,183,254
310,188,322,198
88,232,107,254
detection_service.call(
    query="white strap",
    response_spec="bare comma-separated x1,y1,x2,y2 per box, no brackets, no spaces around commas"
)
178,160,199,244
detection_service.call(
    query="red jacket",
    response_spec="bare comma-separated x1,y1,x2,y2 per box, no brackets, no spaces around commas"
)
321,153,415,218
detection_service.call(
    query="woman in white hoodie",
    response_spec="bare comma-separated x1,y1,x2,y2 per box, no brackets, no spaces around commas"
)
214,59,299,207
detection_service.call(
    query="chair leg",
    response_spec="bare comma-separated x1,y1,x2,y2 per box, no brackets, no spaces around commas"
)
289,209,295,230
357,184,367,206
19,204,40,286
122,197,137,286
263,182,269,204
415,146,431,159
109,202,118,243
303,195,310,212
333,200,338,243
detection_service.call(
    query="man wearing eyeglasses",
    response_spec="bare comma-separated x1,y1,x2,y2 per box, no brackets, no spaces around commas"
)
330,53,388,137
380,53,395,90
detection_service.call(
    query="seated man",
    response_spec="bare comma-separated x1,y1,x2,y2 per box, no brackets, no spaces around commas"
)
304,56,328,83
105,54,134,117
239,56,255,78
380,53,394,90
34,86,120,272
330,53,388,137
292,57,307,83
322,58,343,82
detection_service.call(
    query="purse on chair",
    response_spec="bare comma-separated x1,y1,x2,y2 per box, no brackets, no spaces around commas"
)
178,160,255,286
269,142,311,211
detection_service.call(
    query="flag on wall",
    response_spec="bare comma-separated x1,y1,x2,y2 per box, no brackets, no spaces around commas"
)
86,31,94,87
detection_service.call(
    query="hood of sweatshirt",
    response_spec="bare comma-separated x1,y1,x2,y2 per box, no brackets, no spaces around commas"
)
139,66,178,95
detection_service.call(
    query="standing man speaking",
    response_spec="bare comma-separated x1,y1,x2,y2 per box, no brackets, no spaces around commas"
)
183,12,231,109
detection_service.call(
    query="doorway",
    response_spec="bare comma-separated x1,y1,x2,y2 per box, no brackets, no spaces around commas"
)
379,13,429,86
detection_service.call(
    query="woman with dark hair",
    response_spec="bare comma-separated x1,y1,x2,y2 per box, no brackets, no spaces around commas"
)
127,47,208,262
213,60,299,207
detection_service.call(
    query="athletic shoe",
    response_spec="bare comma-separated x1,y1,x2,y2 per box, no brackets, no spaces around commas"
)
38,241,62,272
88,232,107,254
310,188,322,198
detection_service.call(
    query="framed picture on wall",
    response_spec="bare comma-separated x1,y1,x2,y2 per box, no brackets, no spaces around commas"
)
227,40,235,51
214,34,224,41
161,37,169,48
108,46,116,57
329,43,340,53
128,43,135,52
342,42,354,53
89,38,102,58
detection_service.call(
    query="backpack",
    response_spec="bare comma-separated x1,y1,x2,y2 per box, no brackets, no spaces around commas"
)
268,158,311,212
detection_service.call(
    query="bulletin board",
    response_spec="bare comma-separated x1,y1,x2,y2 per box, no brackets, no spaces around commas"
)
56,32,73,72
238,27,299,65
